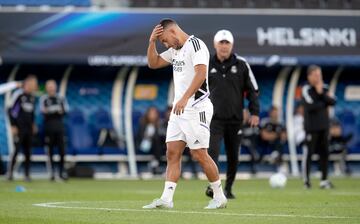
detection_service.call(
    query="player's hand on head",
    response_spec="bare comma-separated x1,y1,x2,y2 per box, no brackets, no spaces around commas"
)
149,24,163,43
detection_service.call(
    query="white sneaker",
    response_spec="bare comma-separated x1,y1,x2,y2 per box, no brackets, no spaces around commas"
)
142,198,174,209
204,198,227,209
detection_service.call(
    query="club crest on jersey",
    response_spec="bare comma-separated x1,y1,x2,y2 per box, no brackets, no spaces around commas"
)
210,68,217,73
231,65,237,73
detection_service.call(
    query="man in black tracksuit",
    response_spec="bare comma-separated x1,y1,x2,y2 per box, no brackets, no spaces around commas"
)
7,75,38,181
302,65,336,189
206,30,260,199
40,80,69,181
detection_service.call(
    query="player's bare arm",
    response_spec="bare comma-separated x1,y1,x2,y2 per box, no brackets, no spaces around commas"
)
173,64,207,115
147,25,170,69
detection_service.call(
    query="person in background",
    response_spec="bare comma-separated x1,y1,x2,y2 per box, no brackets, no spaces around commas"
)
293,104,309,177
241,109,260,175
302,65,336,189
136,106,163,175
7,75,38,181
329,118,352,176
40,80,69,181
260,106,286,169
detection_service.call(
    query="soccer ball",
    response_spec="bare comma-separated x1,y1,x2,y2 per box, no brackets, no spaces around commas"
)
269,172,287,188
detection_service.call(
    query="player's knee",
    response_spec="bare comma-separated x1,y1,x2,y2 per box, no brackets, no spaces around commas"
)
166,148,181,162
190,149,206,162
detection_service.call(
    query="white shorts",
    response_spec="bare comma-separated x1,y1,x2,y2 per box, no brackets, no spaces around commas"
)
166,101,213,149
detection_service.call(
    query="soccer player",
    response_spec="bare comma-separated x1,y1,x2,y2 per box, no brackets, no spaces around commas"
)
7,75,38,181
40,80,69,181
143,18,227,209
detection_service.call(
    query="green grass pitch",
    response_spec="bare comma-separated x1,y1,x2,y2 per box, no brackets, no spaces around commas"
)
0,178,359,224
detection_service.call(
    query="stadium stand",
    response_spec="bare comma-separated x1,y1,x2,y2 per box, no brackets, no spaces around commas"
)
0,0,359,9
132,67,171,130
68,108,93,153
335,67,360,154
125,0,360,9
0,63,359,176
65,66,118,154
131,66,171,164
0,0,91,7
0,0,360,180
252,66,281,115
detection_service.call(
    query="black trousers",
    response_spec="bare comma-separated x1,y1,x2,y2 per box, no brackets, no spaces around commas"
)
45,129,66,176
9,131,33,177
304,130,329,183
208,120,242,191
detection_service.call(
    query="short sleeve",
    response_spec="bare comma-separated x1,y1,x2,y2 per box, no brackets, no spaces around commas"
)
160,48,173,63
190,39,209,66
0,81,17,95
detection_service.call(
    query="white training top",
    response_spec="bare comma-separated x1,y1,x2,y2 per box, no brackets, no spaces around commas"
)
0,81,18,95
160,35,210,108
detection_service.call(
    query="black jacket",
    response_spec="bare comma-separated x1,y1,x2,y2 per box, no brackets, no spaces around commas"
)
208,54,260,123
301,84,336,132
40,94,68,132
8,89,35,132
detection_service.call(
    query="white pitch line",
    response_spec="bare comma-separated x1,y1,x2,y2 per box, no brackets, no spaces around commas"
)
33,202,359,220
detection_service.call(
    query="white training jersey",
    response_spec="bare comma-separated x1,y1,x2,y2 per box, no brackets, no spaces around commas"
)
160,35,210,108
0,81,18,95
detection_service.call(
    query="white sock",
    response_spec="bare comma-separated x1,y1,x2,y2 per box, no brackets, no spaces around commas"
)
160,181,177,202
210,179,226,201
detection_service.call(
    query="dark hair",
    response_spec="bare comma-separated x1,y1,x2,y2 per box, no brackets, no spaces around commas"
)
307,65,321,76
24,74,37,84
159,18,177,29
141,106,160,126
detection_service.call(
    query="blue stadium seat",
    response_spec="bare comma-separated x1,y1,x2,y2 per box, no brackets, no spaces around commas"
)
93,108,113,130
67,109,94,154
90,108,123,154
65,68,116,154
